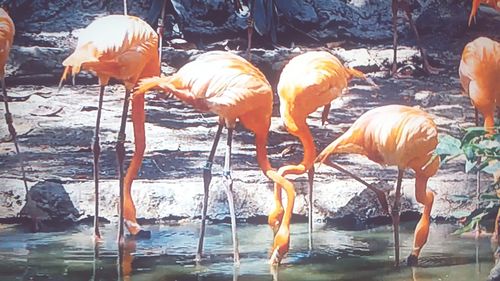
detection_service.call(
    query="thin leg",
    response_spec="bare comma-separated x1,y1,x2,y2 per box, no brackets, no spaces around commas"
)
392,169,404,267
196,123,224,261
475,107,481,238
391,0,399,76
116,89,131,245
1,76,29,194
307,167,314,251
93,85,105,240
222,127,240,264
321,159,389,214
246,16,254,61
123,93,150,238
123,0,127,15
321,103,331,126
404,9,441,74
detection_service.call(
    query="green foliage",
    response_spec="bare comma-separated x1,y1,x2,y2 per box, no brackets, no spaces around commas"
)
436,126,499,181
437,126,499,235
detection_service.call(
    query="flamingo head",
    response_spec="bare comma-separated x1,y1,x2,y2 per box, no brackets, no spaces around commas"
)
268,206,284,235
269,224,290,265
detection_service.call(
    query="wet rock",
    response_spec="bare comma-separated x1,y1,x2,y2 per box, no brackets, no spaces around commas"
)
20,181,80,227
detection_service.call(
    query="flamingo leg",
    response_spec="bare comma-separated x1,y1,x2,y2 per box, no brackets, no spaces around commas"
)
307,167,314,251
321,103,331,126
1,76,29,194
408,173,434,266
196,123,224,261
222,127,240,264
116,89,131,245
92,85,105,240
392,169,404,267
391,0,399,76
246,15,254,61
404,8,441,74
321,159,389,214
123,93,151,238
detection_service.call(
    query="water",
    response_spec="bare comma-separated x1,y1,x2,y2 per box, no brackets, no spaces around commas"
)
0,222,495,281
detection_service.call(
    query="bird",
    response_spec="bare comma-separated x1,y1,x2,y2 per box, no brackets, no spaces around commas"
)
459,36,499,239
468,0,500,26
269,51,377,254
390,0,441,76
59,14,160,242
133,51,296,264
315,104,440,267
459,36,499,132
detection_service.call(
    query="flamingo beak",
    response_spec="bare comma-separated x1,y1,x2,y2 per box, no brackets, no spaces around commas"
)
269,246,282,265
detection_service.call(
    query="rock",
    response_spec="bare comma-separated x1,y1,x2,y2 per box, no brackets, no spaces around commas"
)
20,181,80,226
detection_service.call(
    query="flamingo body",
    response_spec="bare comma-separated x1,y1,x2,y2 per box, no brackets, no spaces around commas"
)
317,105,440,265
459,37,500,131
0,8,14,78
62,15,160,89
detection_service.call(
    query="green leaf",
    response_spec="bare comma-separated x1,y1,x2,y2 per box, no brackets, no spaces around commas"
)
463,145,476,162
462,127,487,145
452,212,487,236
450,210,472,218
480,193,499,201
436,135,462,156
465,159,477,173
448,194,471,203
482,161,500,175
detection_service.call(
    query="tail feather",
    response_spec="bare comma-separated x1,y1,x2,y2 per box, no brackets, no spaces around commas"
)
132,76,172,99
346,67,378,89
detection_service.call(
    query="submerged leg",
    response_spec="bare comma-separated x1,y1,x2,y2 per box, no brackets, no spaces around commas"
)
116,89,131,245
196,123,224,261
404,9,441,74
307,167,314,251
408,173,434,266
92,85,105,240
392,169,404,267
222,127,240,264
123,93,150,238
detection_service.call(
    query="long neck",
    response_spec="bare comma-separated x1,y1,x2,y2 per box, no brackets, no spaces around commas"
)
255,132,295,226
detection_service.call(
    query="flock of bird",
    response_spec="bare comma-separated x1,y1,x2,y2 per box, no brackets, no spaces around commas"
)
0,0,498,268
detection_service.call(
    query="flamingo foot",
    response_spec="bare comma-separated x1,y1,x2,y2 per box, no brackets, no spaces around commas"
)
407,254,418,266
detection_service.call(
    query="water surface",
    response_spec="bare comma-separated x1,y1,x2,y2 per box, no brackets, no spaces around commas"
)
0,222,495,280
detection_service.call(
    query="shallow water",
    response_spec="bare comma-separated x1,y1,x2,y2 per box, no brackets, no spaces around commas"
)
0,222,495,281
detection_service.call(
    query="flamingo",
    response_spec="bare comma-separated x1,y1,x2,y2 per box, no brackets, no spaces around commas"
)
459,36,499,239
133,51,295,264
391,0,441,76
268,51,377,253
59,15,160,242
315,105,440,267
468,0,500,26
459,36,499,132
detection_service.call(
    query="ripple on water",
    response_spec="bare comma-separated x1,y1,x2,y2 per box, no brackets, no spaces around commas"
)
0,222,496,281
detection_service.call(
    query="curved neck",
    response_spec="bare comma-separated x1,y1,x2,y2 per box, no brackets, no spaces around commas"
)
255,132,295,226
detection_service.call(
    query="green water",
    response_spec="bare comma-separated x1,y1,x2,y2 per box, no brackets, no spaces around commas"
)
0,222,495,281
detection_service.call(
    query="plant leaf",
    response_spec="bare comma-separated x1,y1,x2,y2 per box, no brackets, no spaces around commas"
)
436,135,462,156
